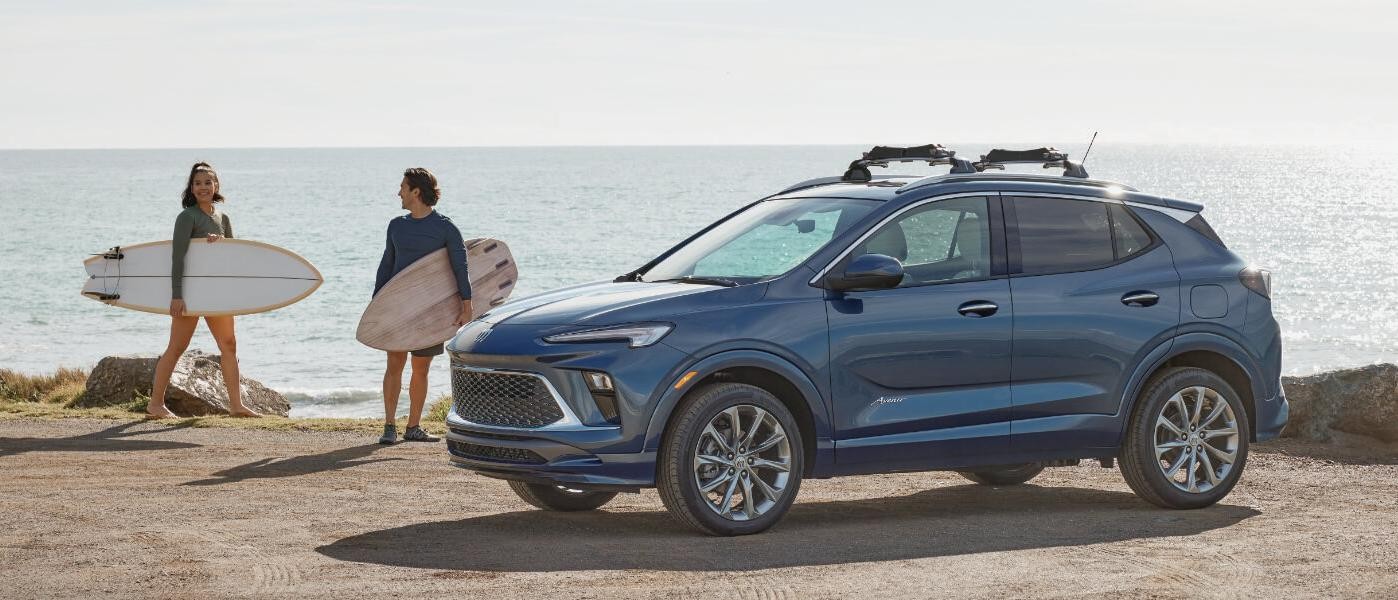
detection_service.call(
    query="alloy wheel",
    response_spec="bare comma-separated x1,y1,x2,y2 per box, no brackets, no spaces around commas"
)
692,404,793,521
1154,385,1240,493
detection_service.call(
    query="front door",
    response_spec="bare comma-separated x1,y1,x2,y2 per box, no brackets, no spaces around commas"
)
825,195,1014,469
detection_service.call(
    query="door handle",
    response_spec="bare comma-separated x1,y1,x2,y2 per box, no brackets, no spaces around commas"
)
1121,291,1160,307
957,300,998,317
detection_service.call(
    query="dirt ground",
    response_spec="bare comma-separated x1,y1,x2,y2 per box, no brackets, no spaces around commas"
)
1,418,1396,599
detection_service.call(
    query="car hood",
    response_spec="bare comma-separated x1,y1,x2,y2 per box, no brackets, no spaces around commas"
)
480,280,766,327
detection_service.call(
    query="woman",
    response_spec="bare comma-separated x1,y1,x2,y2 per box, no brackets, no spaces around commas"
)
147,162,260,418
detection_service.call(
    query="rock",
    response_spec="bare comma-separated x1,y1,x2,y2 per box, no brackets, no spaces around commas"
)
80,355,157,407
1282,364,1398,442
78,350,289,417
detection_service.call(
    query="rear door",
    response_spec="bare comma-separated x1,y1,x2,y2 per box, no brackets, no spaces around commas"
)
825,194,1015,469
1005,196,1181,450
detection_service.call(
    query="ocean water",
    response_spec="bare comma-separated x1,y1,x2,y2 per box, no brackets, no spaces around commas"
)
1,145,1394,417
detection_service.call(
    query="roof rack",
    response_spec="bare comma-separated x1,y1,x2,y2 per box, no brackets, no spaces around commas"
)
841,144,977,182
974,147,1089,178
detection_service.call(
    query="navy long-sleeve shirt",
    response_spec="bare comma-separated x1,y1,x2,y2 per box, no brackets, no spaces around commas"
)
373,211,472,300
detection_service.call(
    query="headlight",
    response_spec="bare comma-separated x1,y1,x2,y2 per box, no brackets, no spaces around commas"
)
542,323,673,348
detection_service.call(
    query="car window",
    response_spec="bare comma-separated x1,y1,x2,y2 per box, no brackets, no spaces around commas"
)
848,196,991,287
692,207,844,278
645,197,880,282
1110,204,1152,258
1014,197,1114,275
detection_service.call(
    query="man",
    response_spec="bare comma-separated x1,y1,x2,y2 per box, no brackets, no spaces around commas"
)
373,167,473,444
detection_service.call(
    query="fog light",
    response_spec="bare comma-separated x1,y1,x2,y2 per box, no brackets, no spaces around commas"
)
582,371,620,423
584,371,614,392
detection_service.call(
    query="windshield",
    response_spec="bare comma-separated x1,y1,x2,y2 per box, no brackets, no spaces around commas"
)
642,197,880,283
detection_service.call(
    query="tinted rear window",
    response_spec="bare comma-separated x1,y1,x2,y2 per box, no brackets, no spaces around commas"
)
1014,197,1114,274
1185,214,1226,248
1110,204,1153,258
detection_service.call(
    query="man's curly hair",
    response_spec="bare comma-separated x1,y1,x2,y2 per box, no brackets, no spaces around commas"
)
403,167,441,206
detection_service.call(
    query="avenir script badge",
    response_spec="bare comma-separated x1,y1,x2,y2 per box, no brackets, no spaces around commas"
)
871,396,906,406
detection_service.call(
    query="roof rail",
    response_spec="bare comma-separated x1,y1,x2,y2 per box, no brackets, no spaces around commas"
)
842,144,977,182
774,174,914,196
974,147,1089,178
895,172,1135,195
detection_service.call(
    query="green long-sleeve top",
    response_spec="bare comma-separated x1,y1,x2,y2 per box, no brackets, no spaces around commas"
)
171,206,233,300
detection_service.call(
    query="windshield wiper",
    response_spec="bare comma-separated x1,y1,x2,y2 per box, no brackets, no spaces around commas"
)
651,276,740,287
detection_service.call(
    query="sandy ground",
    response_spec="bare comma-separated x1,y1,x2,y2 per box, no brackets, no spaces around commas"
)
1,418,1396,599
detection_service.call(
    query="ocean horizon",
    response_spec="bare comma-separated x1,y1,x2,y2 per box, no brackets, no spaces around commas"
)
2,144,1395,417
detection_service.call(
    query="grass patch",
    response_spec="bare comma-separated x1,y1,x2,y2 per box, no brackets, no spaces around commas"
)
0,367,88,403
0,401,449,435
426,394,451,422
46,381,89,406
0,368,455,435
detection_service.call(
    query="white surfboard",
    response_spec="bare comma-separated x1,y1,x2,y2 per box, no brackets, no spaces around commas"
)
81,239,323,316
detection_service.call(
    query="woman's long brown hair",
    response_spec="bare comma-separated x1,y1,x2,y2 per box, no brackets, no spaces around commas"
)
181,162,226,208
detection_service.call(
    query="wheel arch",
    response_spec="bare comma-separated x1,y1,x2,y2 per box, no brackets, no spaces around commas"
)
1119,333,1266,444
643,350,832,477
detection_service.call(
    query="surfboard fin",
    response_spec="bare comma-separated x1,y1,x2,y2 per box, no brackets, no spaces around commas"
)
81,291,120,301
94,246,124,260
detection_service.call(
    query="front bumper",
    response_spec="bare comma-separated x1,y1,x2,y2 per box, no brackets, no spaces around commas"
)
441,322,691,489
445,426,657,490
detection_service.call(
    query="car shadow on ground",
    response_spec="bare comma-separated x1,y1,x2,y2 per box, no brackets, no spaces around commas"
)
317,483,1259,571
182,443,402,486
0,421,200,458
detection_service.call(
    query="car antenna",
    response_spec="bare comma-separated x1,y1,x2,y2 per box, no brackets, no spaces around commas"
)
1080,131,1099,166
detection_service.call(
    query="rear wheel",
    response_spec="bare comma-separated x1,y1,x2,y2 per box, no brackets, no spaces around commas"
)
507,480,617,511
1120,367,1250,509
657,383,804,536
958,463,1044,486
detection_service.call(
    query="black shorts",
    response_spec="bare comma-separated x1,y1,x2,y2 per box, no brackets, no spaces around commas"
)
411,343,444,358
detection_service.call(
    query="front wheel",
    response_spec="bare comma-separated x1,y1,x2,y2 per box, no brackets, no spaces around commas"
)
507,480,617,511
657,383,804,536
1120,367,1250,509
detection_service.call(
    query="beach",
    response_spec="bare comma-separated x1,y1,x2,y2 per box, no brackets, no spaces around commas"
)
2,416,1395,599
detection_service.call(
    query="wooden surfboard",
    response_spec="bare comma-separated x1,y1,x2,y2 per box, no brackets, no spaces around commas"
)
80,239,322,317
356,237,518,352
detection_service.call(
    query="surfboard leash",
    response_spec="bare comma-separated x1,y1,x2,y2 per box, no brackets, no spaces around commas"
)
86,245,123,301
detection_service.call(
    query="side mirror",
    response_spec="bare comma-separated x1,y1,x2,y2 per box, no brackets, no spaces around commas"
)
826,254,904,291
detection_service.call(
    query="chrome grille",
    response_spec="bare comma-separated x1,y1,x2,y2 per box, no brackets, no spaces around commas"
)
451,368,564,428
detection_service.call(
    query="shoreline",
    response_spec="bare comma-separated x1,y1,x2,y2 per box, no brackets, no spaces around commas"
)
0,365,452,434
3,362,1395,449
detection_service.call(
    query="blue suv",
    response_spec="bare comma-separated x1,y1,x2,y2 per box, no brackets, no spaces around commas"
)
444,145,1288,536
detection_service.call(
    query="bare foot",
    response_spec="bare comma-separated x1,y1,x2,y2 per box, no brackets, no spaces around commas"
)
145,405,179,419
228,407,261,418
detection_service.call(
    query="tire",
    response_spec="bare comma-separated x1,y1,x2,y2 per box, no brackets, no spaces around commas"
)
958,463,1045,486
1120,366,1250,509
657,383,804,536
507,480,617,511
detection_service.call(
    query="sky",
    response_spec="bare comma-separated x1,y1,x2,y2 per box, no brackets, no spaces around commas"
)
1,0,1396,149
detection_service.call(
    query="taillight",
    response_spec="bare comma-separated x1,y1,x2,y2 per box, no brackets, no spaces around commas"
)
1239,266,1272,298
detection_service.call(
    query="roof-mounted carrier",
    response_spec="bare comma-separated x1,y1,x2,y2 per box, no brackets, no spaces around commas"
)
841,144,977,182
974,147,1089,178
